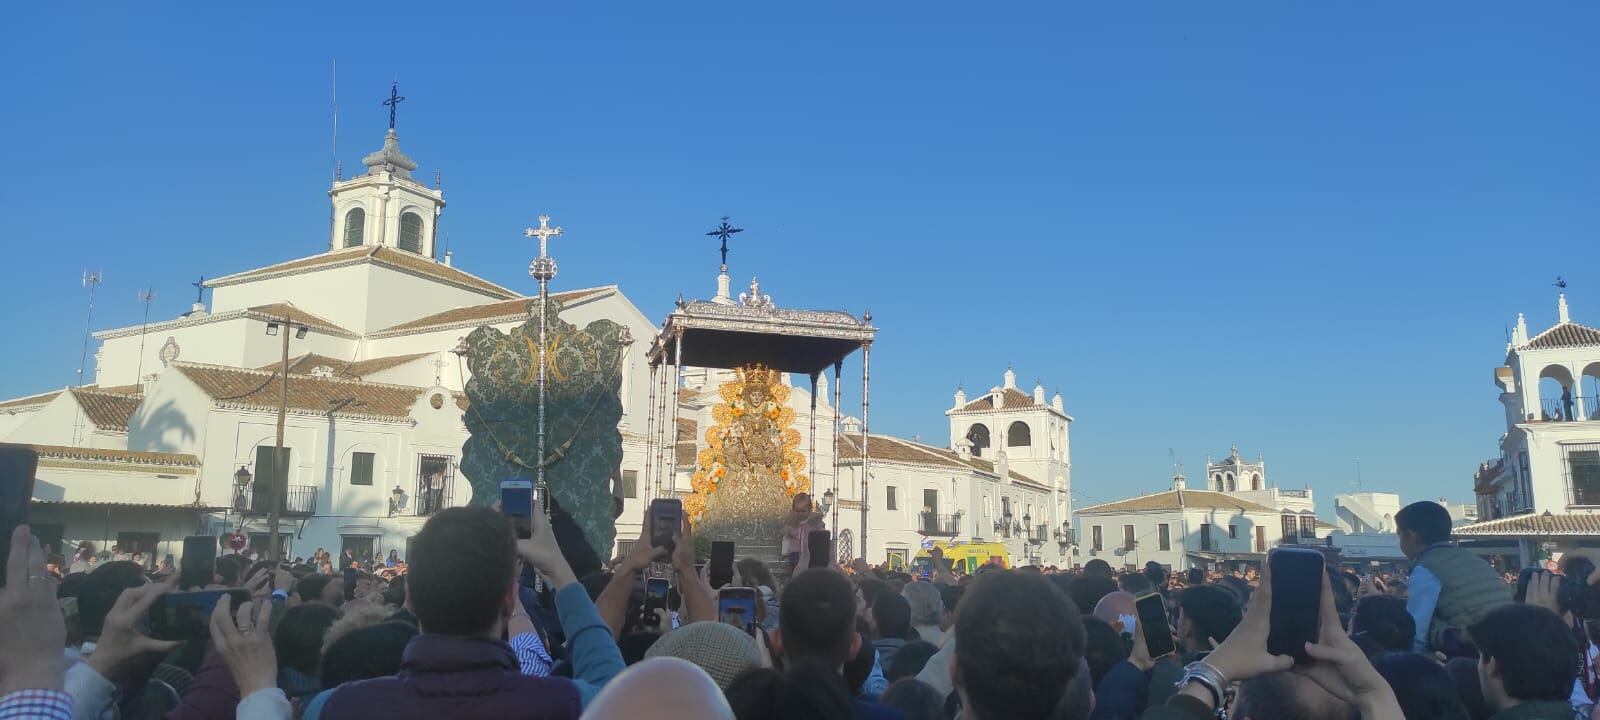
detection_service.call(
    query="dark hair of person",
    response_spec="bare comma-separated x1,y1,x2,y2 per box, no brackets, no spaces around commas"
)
408,506,517,635
880,678,944,720
1066,576,1117,620
1445,657,1494,720
1350,596,1415,655
618,631,662,666
382,574,406,607
272,603,342,675
872,591,914,640
1117,573,1153,596
843,619,875,695
76,561,148,636
1468,603,1578,703
1395,501,1453,545
725,662,854,720
1176,585,1242,646
319,621,419,689
1217,575,1253,607
1081,617,1129,689
1143,562,1168,587
936,583,963,614
886,640,940,682
1232,672,1353,720
1372,653,1469,720
1082,559,1113,578
216,554,250,586
955,570,1087,720
778,569,858,664
1054,658,1094,720
737,557,778,592
856,578,893,613
295,574,334,604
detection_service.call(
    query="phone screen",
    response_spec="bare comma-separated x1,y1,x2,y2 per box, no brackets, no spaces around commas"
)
149,589,251,641
643,577,670,627
710,541,735,589
501,482,534,539
0,445,38,588
343,567,358,601
180,535,217,590
1267,548,1325,661
649,499,682,551
1135,592,1176,658
718,587,759,635
807,530,831,568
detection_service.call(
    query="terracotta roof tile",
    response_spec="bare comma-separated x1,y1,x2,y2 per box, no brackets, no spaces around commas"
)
677,418,698,442
27,444,199,467
676,442,697,467
258,352,432,379
1455,513,1600,537
1525,322,1600,350
954,388,1038,412
375,288,609,335
175,363,425,420
0,390,64,411
210,246,519,300
834,433,1044,486
69,388,143,432
244,303,354,336
1077,489,1279,515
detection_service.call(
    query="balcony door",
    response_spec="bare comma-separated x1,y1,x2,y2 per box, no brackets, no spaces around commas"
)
252,445,291,514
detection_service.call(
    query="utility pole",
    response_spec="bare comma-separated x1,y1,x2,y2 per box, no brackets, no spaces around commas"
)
269,314,291,563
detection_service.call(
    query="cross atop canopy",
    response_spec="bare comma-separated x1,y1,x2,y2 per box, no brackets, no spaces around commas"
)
705,216,743,267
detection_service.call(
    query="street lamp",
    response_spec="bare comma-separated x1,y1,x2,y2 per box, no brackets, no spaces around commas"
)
232,465,252,511
821,489,835,514
390,486,408,517
233,465,252,486
265,315,310,562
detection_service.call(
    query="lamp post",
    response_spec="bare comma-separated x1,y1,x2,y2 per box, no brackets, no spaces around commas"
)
821,489,835,521
233,465,252,510
264,317,308,562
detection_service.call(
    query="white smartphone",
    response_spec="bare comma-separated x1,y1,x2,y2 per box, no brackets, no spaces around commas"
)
500,479,535,539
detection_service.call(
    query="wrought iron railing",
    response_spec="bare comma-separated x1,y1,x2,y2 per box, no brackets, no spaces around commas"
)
1030,523,1048,544
234,485,318,516
917,512,961,536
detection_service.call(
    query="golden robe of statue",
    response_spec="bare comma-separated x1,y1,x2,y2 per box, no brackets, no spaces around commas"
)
686,365,809,556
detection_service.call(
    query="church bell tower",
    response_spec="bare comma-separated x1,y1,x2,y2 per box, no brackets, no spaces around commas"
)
327,84,446,257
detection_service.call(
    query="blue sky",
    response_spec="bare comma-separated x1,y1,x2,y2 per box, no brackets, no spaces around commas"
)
2,3,1597,513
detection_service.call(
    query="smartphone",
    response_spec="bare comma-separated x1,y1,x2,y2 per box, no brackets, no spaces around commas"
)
501,479,535,539
180,535,217,590
807,530,832,568
718,587,759,636
0,445,38,588
149,589,251,641
710,541,735,589
643,577,671,627
1135,592,1176,658
649,499,683,552
1267,548,1325,662
343,567,358,601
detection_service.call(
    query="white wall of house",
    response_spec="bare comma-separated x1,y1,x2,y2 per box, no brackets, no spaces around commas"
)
5,394,125,450
95,319,258,388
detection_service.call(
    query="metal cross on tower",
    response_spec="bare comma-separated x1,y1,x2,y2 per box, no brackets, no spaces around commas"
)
705,216,743,267
191,277,205,305
525,213,564,494
383,82,406,130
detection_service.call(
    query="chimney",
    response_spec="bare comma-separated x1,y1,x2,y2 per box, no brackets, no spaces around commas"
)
953,386,967,409
1559,293,1571,324
955,437,973,459
1033,381,1046,405
1172,473,1187,491
443,250,453,267
1052,390,1065,413
1003,366,1017,389
841,416,862,434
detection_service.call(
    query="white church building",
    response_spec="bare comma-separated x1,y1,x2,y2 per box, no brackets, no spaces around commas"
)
1,119,1078,569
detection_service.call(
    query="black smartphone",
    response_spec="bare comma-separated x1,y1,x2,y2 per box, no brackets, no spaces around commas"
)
0,445,38,588
1135,591,1176,658
1267,548,1325,661
649,499,683,552
710,541,735,589
343,567,358,601
807,530,832,568
149,589,252,641
500,479,535,539
643,577,670,627
718,586,759,636
180,535,217,590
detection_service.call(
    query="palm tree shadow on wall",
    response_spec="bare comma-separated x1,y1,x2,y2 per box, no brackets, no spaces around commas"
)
132,400,196,454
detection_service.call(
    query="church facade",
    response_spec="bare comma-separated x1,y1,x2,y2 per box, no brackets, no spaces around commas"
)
1,120,1078,569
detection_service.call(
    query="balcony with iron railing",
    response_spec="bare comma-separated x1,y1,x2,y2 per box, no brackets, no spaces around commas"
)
1539,396,1599,423
1029,523,1048,545
233,485,318,517
917,512,961,537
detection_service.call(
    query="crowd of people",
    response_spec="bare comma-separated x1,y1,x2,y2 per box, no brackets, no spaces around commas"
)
1,498,1596,719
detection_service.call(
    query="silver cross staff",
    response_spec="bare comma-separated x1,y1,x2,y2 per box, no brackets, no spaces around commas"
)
525,212,564,499
526,214,563,281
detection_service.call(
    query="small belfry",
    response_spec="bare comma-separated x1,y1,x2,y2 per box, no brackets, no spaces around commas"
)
327,83,446,257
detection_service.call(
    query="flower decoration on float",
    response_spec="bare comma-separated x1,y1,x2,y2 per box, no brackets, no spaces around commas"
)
685,363,809,526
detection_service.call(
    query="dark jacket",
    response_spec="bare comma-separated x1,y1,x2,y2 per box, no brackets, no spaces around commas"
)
315,635,582,720
1488,700,1577,720
1414,543,1511,650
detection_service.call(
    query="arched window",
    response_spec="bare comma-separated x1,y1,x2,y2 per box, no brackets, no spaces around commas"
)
1251,473,1262,490
1007,421,1032,448
398,212,424,253
342,208,365,247
1212,473,1223,491
1225,472,1236,492
966,424,991,458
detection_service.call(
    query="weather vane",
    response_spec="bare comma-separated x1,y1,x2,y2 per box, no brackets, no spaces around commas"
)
383,81,406,130
1554,276,1568,290
191,276,205,305
705,216,744,267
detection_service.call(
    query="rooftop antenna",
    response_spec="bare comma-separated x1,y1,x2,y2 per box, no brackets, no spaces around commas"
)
76,271,103,388
331,58,339,183
1354,457,1363,489
135,287,157,383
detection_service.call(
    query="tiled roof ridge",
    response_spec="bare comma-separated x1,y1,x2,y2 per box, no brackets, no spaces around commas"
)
1523,320,1600,350
27,444,200,466
206,246,520,300
174,361,432,393
1077,488,1279,515
0,389,67,410
371,286,615,336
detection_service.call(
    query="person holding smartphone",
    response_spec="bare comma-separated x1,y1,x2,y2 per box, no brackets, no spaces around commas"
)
594,507,717,639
